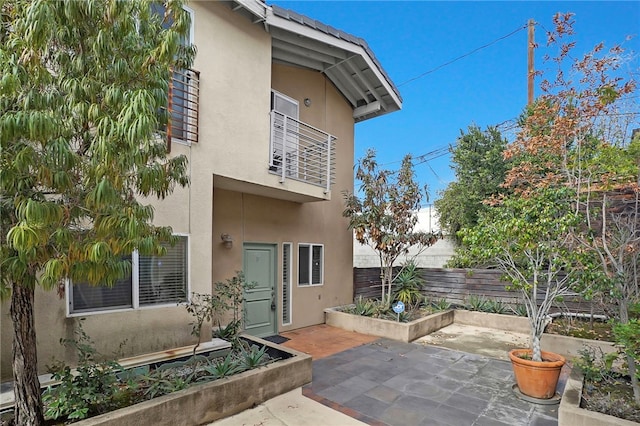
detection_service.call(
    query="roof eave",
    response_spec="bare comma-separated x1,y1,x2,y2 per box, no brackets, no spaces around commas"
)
266,6,402,122
227,2,402,122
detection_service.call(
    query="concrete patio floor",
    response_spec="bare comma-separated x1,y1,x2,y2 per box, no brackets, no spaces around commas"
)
414,323,530,361
210,324,567,426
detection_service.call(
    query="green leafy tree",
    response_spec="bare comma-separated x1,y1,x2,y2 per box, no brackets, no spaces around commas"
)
458,187,583,362
435,125,510,242
343,149,438,303
502,12,639,402
0,1,194,424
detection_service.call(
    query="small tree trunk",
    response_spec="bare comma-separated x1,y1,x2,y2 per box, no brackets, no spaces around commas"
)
531,334,542,362
625,353,640,404
10,283,45,426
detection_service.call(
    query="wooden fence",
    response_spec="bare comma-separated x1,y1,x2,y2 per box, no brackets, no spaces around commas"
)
353,267,600,314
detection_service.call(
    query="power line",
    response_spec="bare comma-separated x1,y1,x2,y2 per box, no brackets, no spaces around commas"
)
380,145,450,166
397,23,528,87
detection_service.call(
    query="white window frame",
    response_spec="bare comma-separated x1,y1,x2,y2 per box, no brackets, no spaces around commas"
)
297,243,324,287
282,242,292,325
66,234,190,317
270,90,299,178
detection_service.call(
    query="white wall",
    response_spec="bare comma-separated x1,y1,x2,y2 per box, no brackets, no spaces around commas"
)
353,206,456,268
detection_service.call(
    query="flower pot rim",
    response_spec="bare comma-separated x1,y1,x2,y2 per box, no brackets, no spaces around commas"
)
509,348,566,367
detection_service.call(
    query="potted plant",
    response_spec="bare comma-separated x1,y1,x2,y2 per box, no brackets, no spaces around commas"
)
458,188,583,399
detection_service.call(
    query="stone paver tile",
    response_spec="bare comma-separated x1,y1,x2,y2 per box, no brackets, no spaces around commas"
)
428,403,482,426
343,394,391,421
358,365,403,383
528,414,558,426
411,358,455,375
404,382,453,402
473,415,512,426
430,347,466,362
309,369,350,393
455,383,500,401
481,401,531,426
532,403,559,418
364,385,403,404
380,404,431,426
430,374,465,391
480,362,515,381
392,394,441,412
441,391,490,416
338,376,379,395
440,366,481,381
337,359,384,376
316,383,360,405
471,375,514,391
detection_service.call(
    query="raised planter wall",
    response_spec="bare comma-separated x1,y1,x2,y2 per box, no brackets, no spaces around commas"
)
324,307,455,343
76,336,312,426
559,369,639,426
454,310,530,334
326,308,617,363
541,333,618,362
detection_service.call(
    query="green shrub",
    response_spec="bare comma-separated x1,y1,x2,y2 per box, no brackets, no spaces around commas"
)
348,296,378,316
240,344,269,370
392,261,424,308
465,294,488,311
485,299,508,314
43,322,128,422
431,298,451,311
574,346,616,383
613,318,640,380
510,304,528,317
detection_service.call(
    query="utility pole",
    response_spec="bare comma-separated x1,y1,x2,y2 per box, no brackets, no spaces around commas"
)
527,19,535,105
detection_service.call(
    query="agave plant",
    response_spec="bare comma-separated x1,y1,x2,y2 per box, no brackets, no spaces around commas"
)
392,261,424,309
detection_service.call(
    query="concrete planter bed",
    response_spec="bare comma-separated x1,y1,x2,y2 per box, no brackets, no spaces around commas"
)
70,336,312,426
326,307,617,360
559,369,639,426
324,306,455,342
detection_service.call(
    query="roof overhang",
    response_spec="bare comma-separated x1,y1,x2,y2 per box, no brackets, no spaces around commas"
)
229,1,402,122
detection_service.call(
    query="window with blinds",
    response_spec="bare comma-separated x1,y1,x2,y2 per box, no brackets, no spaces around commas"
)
69,235,188,314
139,237,188,305
282,243,292,325
298,243,323,286
71,267,133,313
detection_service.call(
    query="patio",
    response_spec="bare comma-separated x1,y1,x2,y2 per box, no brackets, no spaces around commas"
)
211,324,568,425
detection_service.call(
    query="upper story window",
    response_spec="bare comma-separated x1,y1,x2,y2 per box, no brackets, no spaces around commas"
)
68,235,189,315
270,91,299,178
298,243,323,286
151,2,199,150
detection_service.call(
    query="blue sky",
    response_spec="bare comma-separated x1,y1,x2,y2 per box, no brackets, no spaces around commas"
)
275,1,640,202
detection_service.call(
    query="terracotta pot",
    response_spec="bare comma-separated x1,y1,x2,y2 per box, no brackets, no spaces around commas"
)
508,348,565,399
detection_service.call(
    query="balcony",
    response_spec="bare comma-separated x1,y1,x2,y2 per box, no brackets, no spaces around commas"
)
268,111,336,193
167,68,200,151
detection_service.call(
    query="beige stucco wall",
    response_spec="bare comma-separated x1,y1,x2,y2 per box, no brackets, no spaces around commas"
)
211,63,356,331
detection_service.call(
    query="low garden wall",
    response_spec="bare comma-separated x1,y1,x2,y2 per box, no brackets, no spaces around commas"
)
76,336,312,426
324,307,455,343
559,369,638,426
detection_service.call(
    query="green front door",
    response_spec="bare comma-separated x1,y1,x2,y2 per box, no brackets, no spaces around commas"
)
243,244,277,337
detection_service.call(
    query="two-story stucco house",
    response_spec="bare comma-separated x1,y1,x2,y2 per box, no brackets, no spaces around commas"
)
0,0,401,380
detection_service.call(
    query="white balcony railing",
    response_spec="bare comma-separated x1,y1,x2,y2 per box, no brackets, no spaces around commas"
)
269,111,336,193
